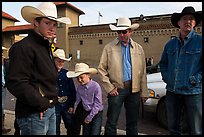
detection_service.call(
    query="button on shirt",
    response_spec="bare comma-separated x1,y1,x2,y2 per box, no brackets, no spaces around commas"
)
121,39,132,82
76,79,103,121
57,68,76,108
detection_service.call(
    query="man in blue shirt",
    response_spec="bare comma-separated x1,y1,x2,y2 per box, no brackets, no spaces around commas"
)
159,6,202,135
53,48,76,135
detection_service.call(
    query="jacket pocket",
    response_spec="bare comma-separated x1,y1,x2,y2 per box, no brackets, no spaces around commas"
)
185,49,201,64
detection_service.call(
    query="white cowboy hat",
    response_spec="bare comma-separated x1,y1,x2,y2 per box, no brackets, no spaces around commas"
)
53,49,72,61
21,2,71,24
2,46,7,50
67,63,98,78
109,17,139,31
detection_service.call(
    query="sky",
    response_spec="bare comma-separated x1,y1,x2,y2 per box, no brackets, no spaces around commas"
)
2,2,202,26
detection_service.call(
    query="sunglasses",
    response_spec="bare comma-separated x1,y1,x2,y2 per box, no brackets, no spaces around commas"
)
117,30,128,34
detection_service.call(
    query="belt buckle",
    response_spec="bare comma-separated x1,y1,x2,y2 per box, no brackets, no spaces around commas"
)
58,96,68,103
124,80,132,89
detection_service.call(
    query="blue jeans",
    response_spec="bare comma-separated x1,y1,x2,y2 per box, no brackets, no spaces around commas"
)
16,107,56,135
105,88,140,135
55,105,73,135
82,110,103,135
166,91,202,135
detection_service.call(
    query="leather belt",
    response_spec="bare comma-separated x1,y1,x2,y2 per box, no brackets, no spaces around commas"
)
123,80,132,90
58,96,68,103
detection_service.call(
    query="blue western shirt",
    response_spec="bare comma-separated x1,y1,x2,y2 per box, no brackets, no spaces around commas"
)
55,68,76,109
159,30,202,95
121,39,132,82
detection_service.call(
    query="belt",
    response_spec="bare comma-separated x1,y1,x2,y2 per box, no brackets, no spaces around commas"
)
58,96,68,103
123,80,132,90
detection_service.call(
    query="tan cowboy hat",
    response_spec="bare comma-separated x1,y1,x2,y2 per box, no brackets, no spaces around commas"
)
53,49,72,61
171,6,202,28
109,17,139,31
21,2,71,24
67,63,98,78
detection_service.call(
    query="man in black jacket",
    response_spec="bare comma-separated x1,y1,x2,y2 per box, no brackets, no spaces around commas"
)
6,2,71,135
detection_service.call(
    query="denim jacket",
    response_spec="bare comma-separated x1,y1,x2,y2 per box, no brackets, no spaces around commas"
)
159,30,202,95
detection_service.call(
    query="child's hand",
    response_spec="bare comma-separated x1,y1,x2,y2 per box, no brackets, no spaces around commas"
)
84,119,90,124
68,107,74,114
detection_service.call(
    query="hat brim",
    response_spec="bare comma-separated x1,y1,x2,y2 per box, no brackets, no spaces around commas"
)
66,68,98,78
21,6,71,24
109,23,139,31
171,12,202,28
2,46,7,50
53,52,72,62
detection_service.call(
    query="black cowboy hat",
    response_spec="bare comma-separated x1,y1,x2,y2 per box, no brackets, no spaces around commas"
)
171,6,202,28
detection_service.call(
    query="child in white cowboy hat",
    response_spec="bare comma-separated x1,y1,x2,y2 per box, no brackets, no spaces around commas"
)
6,2,71,135
53,48,76,135
67,63,103,135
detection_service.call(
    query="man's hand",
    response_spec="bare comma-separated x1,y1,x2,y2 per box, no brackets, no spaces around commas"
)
40,112,43,120
141,97,148,103
108,88,119,96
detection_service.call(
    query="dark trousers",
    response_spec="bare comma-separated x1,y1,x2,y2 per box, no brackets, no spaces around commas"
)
166,91,202,135
105,88,140,135
55,104,73,135
69,102,103,135
14,118,20,135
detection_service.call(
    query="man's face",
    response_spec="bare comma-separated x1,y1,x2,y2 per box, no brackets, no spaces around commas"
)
178,14,196,32
34,18,57,39
117,29,132,45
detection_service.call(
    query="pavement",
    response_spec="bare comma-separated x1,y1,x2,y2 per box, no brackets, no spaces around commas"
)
2,110,132,135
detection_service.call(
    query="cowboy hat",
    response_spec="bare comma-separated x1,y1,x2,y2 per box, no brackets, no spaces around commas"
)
109,17,139,31
171,6,202,28
67,63,98,78
2,46,7,50
21,2,71,24
53,49,72,61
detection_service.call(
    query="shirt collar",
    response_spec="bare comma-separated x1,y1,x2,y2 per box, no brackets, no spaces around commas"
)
82,79,93,89
116,38,133,48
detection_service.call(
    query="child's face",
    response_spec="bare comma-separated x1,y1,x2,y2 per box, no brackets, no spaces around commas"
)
54,58,65,72
77,73,90,85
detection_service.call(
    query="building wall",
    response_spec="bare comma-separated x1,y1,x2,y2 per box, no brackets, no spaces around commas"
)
2,18,14,29
68,25,202,70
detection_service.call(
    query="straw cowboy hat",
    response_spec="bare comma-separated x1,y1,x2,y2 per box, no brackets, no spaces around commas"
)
171,6,202,28
67,63,98,78
21,2,71,24
109,17,139,31
53,49,72,61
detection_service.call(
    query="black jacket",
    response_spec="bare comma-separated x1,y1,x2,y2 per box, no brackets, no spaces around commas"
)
7,30,58,118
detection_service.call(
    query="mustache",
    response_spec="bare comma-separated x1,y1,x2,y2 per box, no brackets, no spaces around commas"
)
185,24,192,27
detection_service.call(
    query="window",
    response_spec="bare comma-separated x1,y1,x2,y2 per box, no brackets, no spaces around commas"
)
99,39,103,45
144,37,149,43
80,40,83,45
57,22,64,28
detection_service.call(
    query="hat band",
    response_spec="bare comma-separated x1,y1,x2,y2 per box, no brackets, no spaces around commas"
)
47,16,58,20
117,25,130,27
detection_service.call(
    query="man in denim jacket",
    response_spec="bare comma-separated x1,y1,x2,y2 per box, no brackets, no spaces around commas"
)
159,6,202,135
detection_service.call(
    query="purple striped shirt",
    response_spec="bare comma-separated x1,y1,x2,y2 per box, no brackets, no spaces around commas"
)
76,79,103,122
